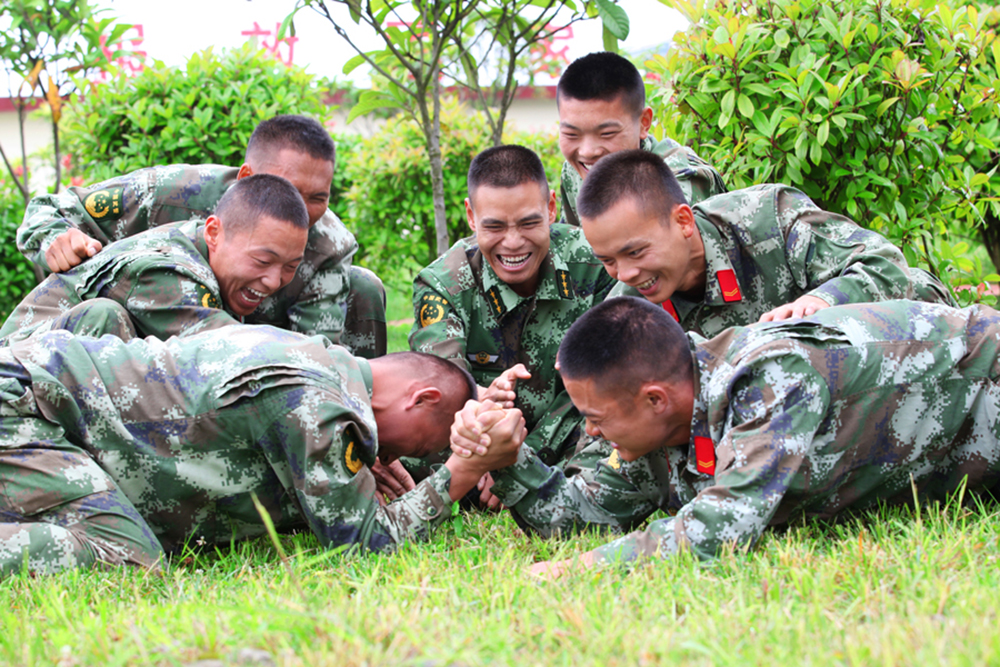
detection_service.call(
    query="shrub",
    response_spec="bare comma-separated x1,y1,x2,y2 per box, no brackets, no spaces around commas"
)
0,176,36,321
63,44,331,181
649,0,1000,297
340,101,562,288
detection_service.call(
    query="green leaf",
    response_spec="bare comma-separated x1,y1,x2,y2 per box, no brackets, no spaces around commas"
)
343,53,369,75
878,155,889,171
721,89,736,118
876,97,900,116
346,96,403,124
774,29,790,48
602,25,619,53
816,120,829,146
595,0,630,40
737,93,754,118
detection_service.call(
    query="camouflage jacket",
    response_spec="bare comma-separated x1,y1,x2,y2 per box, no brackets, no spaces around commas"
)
0,219,237,343
2,325,452,554
609,184,955,337
492,300,1000,563
559,136,727,226
410,224,615,462
16,164,359,344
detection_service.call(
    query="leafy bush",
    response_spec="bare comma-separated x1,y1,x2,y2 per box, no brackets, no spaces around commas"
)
340,100,562,288
0,176,36,321
649,0,1000,296
63,44,331,180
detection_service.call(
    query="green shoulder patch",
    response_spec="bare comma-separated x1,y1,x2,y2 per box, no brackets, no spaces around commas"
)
344,437,364,475
195,284,221,309
418,293,449,328
83,187,125,222
556,269,574,298
485,285,506,318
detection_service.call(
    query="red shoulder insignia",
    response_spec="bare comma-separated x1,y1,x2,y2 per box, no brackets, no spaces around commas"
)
694,436,716,475
717,269,742,303
662,299,679,321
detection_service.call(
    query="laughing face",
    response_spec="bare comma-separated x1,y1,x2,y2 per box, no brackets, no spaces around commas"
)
466,181,557,297
558,94,653,181
205,214,308,317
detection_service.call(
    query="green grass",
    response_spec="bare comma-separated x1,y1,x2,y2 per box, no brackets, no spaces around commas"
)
5,499,1000,665
384,276,415,353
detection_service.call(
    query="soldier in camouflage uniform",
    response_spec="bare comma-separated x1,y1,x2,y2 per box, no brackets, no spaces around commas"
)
16,115,387,358
450,296,1000,573
0,303,525,575
410,146,616,496
556,52,726,226
578,150,954,338
1,174,308,343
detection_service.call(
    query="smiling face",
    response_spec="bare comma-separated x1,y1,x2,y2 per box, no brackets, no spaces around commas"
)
205,214,308,317
558,94,653,181
466,181,557,298
582,196,706,304
563,375,693,462
243,148,334,226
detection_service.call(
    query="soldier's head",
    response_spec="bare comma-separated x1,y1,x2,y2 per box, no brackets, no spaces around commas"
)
557,296,694,462
556,52,654,181
205,174,309,317
578,150,705,305
240,115,336,226
369,352,478,461
465,145,557,298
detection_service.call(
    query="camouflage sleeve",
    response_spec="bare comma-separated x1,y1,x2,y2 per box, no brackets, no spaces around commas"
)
116,267,241,339
284,252,353,345
558,161,582,227
655,141,728,205
17,177,144,268
491,438,658,536
592,354,829,564
408,269,470,371
783,191,917,307
275,389,453,552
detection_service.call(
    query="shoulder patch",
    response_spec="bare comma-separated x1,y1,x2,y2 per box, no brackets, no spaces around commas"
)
555,269,573,298
418,294,449,327
83,187,125,222
345,437,364,475
717,269,742,303
196,284,221,309
468,351,499,366
606,449,621,471
485,285,506,318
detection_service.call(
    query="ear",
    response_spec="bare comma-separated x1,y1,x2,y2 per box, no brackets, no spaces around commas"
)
407,386,443,411
639,107,654,140
204,215,223,253
547,189,558,223
465,197,477,233
237,163,253,180
672,204,697,239
641,382,671,413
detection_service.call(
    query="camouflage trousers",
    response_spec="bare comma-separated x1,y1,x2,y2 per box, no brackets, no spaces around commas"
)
0,355,163,576
343,265,387,359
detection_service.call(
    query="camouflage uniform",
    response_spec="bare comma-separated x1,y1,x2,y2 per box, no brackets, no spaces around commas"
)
0,315,453,575
16,164,387,357
0,219,237,343
410,224,616,464
492,299,1000,563
559,136,727,226
609,184,955,338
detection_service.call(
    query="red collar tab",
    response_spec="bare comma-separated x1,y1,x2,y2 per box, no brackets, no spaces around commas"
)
662,299,679,321
694,436,716,475
717,269,742,303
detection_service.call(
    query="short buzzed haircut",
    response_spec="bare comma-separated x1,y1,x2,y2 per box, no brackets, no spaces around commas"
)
387,351,477,418
557,52,646,119
558,296,693,396
216,173,309,233
467,145,549,198
578,150,688,222
245,115,336,167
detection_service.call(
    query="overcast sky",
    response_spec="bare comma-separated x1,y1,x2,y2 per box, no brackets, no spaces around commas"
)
98,0,687,84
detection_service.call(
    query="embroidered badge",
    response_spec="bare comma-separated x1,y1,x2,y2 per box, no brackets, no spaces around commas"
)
606,449,621,471
716,269,742,303
555,269,573,298
468,351,499,365
662,300,679,321
418,294,449,327
83,187,124,222
485,285,506,318
694,436,716,475
344,438,364,474
196,285,221,309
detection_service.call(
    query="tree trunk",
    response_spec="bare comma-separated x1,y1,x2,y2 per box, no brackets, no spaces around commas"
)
429,77,450,257
980,208,1000,276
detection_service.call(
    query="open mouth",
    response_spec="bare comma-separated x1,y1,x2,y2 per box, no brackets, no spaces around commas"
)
238,286,269,308
635,276,659,294
498,253,531,270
